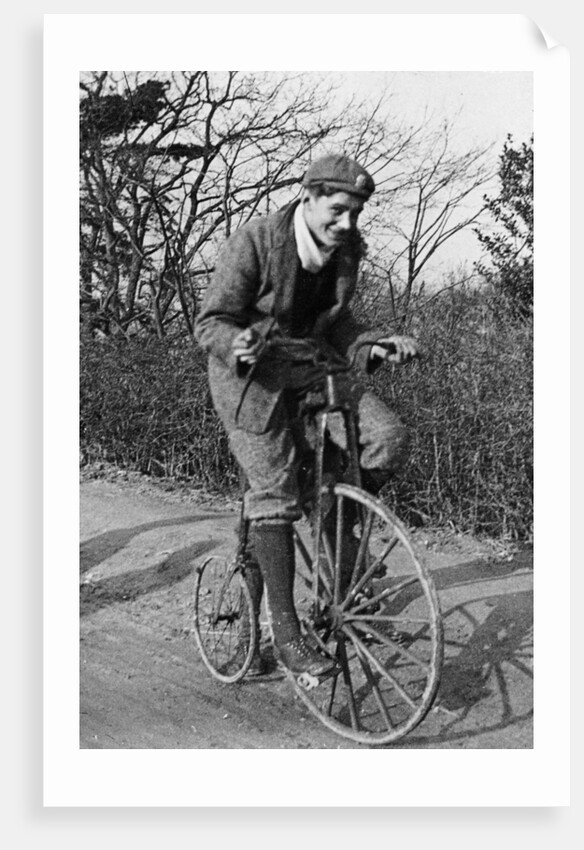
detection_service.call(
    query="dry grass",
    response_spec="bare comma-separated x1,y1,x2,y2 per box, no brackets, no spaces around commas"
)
80,286,532,540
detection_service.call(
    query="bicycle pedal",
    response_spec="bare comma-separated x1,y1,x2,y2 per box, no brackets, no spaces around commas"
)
386,627,409,646
297,671,320,691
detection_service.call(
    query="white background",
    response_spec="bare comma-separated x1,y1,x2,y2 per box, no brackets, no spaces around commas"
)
3,0,578,845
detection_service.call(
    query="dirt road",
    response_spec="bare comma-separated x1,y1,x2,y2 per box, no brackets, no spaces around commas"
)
80,474,533,749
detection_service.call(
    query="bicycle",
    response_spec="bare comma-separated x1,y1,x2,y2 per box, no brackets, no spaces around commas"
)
193,336,443,745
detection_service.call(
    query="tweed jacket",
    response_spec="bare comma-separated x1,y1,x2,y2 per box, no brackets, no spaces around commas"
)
194,200,382,434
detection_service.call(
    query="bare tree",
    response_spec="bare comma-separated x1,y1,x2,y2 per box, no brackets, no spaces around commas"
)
80,71,379,337
359,119,493,327
80,73,492,338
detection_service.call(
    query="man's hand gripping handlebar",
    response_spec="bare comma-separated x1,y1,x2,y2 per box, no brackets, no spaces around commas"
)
368,336,420,365
232,332,421,373
232,327,264,367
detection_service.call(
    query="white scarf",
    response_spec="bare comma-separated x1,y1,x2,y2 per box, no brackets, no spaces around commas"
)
294,200,337,273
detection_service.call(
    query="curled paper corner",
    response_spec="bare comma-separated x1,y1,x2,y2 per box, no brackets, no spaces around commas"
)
525,16,561,49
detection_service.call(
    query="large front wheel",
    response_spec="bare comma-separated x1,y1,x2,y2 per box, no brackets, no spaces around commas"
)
292,484,443,746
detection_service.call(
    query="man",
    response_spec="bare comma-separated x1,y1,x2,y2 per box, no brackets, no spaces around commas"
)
195,153,418,677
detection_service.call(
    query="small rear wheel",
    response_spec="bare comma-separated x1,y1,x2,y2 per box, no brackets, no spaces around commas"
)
193,555,257,683
292,483,443,745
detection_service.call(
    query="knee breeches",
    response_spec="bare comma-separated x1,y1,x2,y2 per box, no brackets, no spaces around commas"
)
227,384,409,523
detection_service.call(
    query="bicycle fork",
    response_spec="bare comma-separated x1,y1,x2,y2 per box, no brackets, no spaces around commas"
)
310,402,363,615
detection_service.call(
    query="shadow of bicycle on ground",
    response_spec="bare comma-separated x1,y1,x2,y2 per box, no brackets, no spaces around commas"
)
80,539,222,616
80,512,235,575
79,512,238,616
393,555,533,748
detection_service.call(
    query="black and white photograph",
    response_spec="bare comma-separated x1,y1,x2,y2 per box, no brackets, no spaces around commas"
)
42,13,570,809
78,67,534,750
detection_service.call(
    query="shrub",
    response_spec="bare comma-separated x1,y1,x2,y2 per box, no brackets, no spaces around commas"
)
474,134,533,321
371,285,533,539
80,282,533,540
80,333,238,489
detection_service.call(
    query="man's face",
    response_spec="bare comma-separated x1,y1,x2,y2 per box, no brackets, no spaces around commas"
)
302,190,364,250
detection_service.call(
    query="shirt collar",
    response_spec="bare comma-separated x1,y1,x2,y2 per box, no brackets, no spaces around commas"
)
293,201,337,273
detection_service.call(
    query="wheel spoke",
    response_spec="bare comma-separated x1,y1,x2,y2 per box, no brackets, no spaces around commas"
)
343,623,419,710
326,669,340,717
289,483,442,745
321,527,335,573
350,618,431,670
342,534,400,610
347,509,374,593
334,493,345,604
347,613,432,626
349,575,420,616
337,635,360,731
354,642,394,732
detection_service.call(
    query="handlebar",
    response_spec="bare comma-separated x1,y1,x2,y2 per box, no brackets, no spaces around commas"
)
254,336,397,374
235,336,401,425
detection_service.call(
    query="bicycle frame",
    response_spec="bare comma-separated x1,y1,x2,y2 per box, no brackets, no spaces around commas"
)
309,375,362,614
234,336,387,597
194,335,444,743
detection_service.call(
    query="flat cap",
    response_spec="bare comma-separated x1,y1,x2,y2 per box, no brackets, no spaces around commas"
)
302,154,375,199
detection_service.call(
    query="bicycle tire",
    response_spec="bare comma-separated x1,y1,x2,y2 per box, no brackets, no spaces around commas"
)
193,555,257,684
291,483,443,746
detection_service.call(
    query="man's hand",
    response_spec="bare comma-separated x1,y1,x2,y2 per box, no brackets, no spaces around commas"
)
370,335,420,365
232,327,263,365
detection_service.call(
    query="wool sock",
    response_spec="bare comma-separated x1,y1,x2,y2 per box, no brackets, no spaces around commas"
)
251,522,300,646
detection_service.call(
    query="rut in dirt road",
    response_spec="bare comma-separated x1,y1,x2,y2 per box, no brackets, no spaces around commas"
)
80,478,533,750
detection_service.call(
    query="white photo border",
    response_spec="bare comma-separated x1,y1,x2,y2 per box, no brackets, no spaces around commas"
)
44,13,569,807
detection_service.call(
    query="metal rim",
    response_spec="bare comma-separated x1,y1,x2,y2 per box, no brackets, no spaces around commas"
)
193,555,257,684
291,483,443,745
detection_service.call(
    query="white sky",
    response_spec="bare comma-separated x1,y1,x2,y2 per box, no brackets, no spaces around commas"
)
339,71,533,150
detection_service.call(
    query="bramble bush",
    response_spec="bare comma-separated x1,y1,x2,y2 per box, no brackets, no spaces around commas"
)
372,285,532,539
80,284,532,540
80,331,238,488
